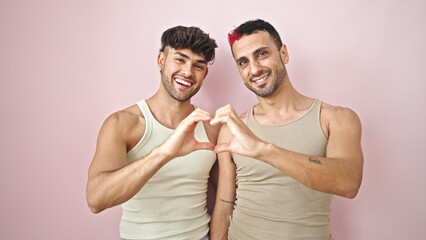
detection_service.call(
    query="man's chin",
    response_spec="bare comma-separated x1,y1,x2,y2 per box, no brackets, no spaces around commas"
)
170,93,193,102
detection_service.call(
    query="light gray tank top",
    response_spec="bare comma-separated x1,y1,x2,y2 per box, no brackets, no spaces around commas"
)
120,100,216,240
229,99,333,240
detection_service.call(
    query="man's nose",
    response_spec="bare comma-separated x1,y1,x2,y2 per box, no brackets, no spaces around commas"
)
182,63,193,78
250,61,262,77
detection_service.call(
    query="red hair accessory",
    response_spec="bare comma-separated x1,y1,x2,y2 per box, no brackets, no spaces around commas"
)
228,29,241,47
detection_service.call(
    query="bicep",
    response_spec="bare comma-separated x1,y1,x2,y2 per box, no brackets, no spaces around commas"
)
88,116,128,178
326,108,364,169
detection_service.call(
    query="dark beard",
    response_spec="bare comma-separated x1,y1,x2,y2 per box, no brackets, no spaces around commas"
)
161,71,200,102
246,67,286,97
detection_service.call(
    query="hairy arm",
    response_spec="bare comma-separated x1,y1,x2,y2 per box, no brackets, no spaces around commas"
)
211,105,363,199
257,107,363,198
210,124,237,240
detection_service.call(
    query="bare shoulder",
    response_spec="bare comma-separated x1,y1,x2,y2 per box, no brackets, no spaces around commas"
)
103,105,143,130
320,102,362,136
100,104,146,151
321,102,360,122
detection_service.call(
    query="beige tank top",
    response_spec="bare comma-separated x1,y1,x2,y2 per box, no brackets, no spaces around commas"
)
120,100,216,240
228,99,333,240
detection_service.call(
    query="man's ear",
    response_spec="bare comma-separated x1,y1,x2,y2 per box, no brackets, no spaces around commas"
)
157,51,165,72
204,68,209,78
280,44,289,64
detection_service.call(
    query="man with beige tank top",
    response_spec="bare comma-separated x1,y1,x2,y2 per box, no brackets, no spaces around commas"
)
210,19,364,239
86,26,218,240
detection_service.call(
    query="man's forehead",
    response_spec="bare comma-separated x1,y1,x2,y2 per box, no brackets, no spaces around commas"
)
166,47,206,61
232,31,273,58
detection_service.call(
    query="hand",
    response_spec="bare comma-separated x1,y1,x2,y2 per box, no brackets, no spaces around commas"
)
210,105,264,158
159,108,215,159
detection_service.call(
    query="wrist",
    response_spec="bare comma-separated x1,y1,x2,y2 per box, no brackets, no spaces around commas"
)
152,145,173,164
253,140,272,160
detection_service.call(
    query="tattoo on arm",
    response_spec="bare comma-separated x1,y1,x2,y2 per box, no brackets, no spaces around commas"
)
220,198,236,205
308,157,322,165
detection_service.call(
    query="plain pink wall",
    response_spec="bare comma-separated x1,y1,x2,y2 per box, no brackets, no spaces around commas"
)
1,0,425,239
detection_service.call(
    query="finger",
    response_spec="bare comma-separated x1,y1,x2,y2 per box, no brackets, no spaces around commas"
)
193,108,213,120
210,116,225,125
192,107,212,116
212,112,244,136
181,111,213,127
190,114,212,123
223,116,240,134
212,105,232,119
194,142,216,151
188,110,212,121
210,105,238,125
213,143,232,153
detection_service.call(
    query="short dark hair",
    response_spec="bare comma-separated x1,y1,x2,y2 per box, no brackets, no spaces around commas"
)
228,19,283,51
160,26,217,63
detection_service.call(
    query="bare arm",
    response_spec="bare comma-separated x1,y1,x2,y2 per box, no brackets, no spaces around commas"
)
86,108,215,213
211,105,363,199
210,124,237,240
203,121,221,189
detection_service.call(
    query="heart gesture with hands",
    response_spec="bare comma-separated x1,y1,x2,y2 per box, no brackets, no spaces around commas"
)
159,108,216,159
210,104,266,158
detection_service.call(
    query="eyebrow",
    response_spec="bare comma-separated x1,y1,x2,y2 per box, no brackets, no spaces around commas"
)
235,46,270,63
175,51,207,65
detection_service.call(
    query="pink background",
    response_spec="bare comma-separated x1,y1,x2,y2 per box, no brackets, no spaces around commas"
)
1,0,425,239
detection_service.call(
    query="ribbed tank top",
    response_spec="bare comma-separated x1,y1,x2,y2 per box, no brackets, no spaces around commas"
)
120,100,216,240
228,99,333,240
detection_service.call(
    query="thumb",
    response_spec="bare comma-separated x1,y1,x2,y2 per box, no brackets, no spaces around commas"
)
213,143,232,153
194,142,215,151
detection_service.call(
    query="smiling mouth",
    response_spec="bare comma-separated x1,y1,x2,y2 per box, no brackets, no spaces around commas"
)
175,78,193,87
252,74,270,84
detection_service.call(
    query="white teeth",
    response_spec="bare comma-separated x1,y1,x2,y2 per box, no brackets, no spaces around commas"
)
254,74,269,83
175,78,192,86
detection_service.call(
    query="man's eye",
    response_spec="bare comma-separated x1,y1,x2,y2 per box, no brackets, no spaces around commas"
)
239,60,248,67
259,51,268,57
176,58,184,63
194,65,204,70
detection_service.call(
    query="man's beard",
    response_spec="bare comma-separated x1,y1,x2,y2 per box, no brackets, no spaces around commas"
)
246,66,286,98
161,72,201,102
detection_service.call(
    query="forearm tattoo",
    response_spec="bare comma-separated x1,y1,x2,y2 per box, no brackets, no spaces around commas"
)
220,198,236,205
308,157,322,165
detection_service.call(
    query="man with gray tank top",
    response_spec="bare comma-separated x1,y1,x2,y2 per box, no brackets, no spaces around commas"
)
86,26,218,240
210,19,364,239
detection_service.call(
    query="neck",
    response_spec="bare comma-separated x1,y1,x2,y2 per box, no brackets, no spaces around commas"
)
146,89,195,129
254,75,313,121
